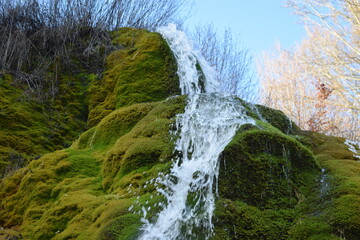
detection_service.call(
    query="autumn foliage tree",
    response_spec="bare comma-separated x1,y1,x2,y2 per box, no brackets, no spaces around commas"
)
307,81,334,132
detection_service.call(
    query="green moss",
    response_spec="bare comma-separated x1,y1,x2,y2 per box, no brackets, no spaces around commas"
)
0,80,48,176
289,217,341,240
0,94,185,239
213,111,321,239
0,26,183,239
0,226,22,239
218,124,319,208
255,104,300,134
287,131,360,239
73,102,157,151
88,28,180,127
97,214,141,240
98,96,185,190
329,194,360,239
0,71,97,177
65,148,100,178
119,139,166,175
0,27,180,176
213,199,295,240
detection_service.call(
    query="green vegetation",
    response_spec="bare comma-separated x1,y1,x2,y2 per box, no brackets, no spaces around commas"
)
214,199,295,240
288,132,360,240
1,26,360,240
0,71,93,177
213,112,319,239
0,27,179,178
88,28,180,127
212,102,360,240
0,96,185,239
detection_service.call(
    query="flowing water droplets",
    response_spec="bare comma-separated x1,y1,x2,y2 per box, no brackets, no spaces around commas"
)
138,24,255,240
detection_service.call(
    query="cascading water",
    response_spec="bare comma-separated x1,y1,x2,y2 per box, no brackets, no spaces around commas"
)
138,24,255,239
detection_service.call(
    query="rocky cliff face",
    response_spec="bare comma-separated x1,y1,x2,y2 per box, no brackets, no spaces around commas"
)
0,28,359,240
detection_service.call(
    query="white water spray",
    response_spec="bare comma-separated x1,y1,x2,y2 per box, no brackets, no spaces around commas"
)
138,24,254,239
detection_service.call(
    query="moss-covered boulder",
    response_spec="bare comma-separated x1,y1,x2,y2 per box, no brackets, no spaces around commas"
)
88,28,180,127
213,123,360,240
212,110,320,239
218,126,318,208
0,96,185,239
0,28,180,178
210,100,360,240
0,71,93,177
288,131,360,240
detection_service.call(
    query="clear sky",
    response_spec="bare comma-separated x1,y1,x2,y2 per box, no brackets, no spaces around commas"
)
184,0,306,56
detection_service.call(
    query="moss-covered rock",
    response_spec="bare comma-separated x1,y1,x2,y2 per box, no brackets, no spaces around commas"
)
0,27,182,238
212,115,360,240
0,96,185,239
2,91,359,240
288,131,360,240
87,28,180,127
219,129,317,208
0,27,180,178
255,104,300,134
0,72,91,177
0,58,100,177
212,116,320,239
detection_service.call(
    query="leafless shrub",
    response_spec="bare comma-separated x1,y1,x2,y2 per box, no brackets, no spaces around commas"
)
190,24,257,102
0,0,188,99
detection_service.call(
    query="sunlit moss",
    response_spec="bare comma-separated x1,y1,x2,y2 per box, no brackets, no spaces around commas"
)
288,131,360,239
0,95,185,239
213,117,320,239
87,28,180,127
0,71,96,177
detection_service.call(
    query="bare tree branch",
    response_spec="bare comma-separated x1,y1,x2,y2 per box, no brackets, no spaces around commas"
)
190,24,257,102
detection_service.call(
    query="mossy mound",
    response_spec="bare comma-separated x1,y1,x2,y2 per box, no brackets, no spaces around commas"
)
213,115,320,239
0,27,182,238
218,126,318,208
0,28,179,178
288,131,360,240
1,94,359,239
0,72,93,177
255,104,300,134
0,96,185,239
87,28,180,127
213,114,360,240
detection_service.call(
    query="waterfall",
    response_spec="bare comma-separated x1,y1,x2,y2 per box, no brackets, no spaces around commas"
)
138,24,255,240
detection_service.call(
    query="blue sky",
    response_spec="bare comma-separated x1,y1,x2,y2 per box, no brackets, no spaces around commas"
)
184,0,306,55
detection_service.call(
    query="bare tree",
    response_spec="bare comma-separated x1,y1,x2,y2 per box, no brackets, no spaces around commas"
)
258,27,360,141
258,41,315,129
190,24,257,102
285,0,360,140
286,0,360,57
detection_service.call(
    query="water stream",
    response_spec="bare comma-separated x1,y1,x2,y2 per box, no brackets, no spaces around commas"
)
138,24,255,240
